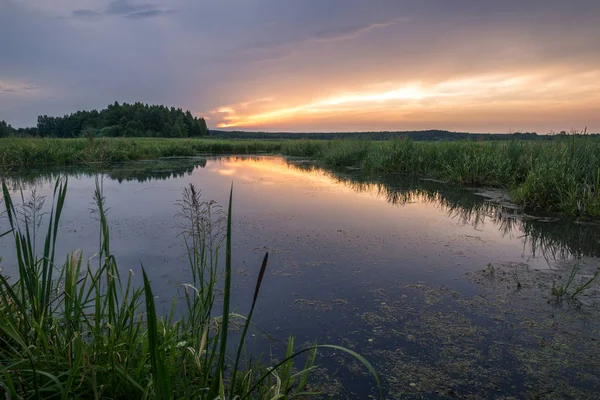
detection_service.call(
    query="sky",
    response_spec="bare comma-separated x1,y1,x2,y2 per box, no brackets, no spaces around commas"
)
1,0,599,133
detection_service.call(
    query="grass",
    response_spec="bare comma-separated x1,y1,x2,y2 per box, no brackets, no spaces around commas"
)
2,136,600,217
551,263,600,301
0,178,382,399
284,138,600,217
0,137,285,167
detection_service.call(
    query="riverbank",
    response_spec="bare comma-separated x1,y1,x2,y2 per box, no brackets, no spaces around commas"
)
1,137,599,217
0,137,284,166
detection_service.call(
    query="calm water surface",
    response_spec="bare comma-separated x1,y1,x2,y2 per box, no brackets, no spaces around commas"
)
1,156,599,399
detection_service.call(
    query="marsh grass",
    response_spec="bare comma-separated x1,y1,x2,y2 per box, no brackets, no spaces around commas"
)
2,136,600,216
0,138,285,168
0,178,382,399
288,138,600,217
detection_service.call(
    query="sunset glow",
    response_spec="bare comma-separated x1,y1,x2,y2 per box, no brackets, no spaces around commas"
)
2,0,600,132
214,70,600,132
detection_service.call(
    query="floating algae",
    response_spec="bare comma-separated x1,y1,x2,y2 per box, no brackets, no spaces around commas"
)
349,259,600,399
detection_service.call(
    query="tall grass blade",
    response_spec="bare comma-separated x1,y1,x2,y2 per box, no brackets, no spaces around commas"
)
142,267,173,400
243,344,383,400
212,184,234,397
230,251,269,394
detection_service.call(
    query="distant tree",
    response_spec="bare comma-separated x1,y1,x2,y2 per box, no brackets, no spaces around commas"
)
0,120,13,138
23,102,209,138
172,115,189,138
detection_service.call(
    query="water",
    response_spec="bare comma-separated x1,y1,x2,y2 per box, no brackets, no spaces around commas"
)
1,156,599,399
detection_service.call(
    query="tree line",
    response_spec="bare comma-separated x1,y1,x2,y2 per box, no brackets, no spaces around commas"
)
209,129,546,141
209,129,599,141
1,102,209,138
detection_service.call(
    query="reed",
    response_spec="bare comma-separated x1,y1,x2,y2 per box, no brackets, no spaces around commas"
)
0,178,381,399
0,137,285,168
282,137,600,217
2,136,600,216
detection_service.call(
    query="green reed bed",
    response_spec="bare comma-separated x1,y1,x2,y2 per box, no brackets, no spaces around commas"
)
282,138,600,217
2,136,600,217
0,138,285,167
0,179,380,399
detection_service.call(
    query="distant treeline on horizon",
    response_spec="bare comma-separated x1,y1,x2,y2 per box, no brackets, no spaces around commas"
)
208,129,599,141
0,102,209,138
1,103,597,141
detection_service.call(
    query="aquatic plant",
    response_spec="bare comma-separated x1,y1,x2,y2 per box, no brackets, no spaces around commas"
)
486,263,496,277
552,263,600,301
0,178,382,399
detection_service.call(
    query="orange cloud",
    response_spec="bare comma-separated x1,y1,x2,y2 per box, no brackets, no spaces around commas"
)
211,69,600,132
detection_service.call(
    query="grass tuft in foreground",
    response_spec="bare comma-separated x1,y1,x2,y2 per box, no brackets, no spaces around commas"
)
0,178,381,399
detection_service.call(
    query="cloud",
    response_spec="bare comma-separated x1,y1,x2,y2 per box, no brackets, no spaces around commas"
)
0,82,16,93
72,9,101,18
209,70,600,131
312,18,408,42
0,80,43,96
71,0,174,20
236,17,403,63
244,17,403,51
106,0,156,15
125,9,174,19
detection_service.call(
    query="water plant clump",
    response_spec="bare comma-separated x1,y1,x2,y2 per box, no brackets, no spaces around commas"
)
0,178,381,399
551,262,600,301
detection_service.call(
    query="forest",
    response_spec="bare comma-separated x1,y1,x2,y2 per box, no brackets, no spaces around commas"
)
0,102,209,138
